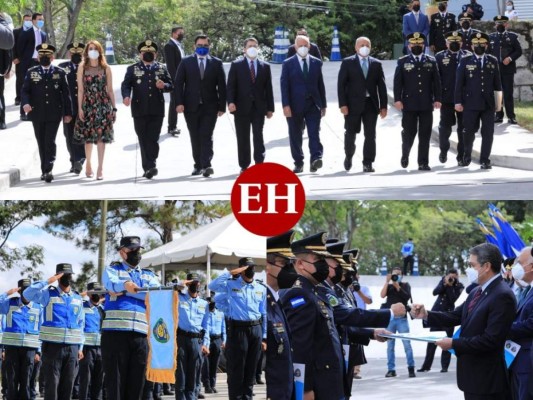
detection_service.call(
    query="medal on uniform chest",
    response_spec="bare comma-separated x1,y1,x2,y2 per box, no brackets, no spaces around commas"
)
137,79,142,84
278,342,284,354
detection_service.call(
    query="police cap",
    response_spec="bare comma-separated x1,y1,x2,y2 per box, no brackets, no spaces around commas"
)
186,272,200,281
56,263,74,274
471,32,490,45
407,32,426,44
291,232,331,257
493,15,509,23
459,12,474,21
445,31,463,41
87,281,103,291
117,236,144,250
18,278,31,290
67,42,85,53
36,43,55,55
138,40,158,53
267,230,295,258
239,257,256,267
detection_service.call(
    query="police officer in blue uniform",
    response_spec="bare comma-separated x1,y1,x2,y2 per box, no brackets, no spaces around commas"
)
429,1,457,53
401,239,415,275
202,297,226,394
436,31,471,165
489,15,522,124
79,282,104,400
208,258,266,400
394,33,441,171
58,42,86,175
0,278,42,400
23,264,84,400
455,32,502,169
175,272,210,400
21,43,73,183
101,236,160,400
458,13,479,52
265,230,297,400
121,40,174,180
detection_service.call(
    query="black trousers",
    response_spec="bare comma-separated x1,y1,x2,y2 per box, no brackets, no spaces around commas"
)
101,331,147,400
168,92,178,131
0,76,5,123
41,342,79,400
32,120,61,174
464,392,507,400
403,255,414,275
420,328,453,370
133,115,164,172
496,72,515,120
30,357,41,399
16,63,24,102
234,104,266,169
143,380,162,400
79,346,103,400
463,107,494,164
4,346,36,400
401,110,433,165
287,99,323,167
202,337,222,390
175,334,202,400
184,106,218,170
226,324,262,400
63,116,85,166
344,98,379,165
439,103,465,161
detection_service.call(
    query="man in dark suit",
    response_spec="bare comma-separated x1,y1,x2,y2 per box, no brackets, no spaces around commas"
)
489,15,522,124
338,36,387,173
402,0,430,52
16,12,46,121
280,35,326,174
122,40,174,180
507,246,533,400
227,37,274,173
164,26,185,136
455,32,502,169
58,42,85,175
429,1,457,53
413,243,517,400
394,32,441,171
21,44,72,183
458,13,480,52
12,13,32,106
175,34,226,178
286,28,321,60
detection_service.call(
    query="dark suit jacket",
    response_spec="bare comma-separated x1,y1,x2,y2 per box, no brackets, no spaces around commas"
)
163,39,182,81
337,55,387,115
508,288,533,374
280,55,326,115
0,17,13,50
427,276,516,395
488,31,522,74
12,27,24,60
402,11,430,47
226,57,274,116
16,27,46,68
174,54,226,113
287,42,322,60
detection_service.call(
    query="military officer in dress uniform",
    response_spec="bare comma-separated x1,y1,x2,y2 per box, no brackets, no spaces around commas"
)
176,273,210,400
458,13,480,52
0,278,42,400
121,40,174,180
58,42,86,175
202,297,225,394
394,32,441,171
429,1,457,53
101,236,160,400
23,264,84,400
208,258,266,400
489,15,522,124
79,282,104,400
265,230,297,400
436,31,471,165
455,32,502,169
21,43,73,183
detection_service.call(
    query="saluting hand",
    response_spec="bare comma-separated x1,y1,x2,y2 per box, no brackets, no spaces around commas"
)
47,273,64,285
6,287,19,296
230,266,249,275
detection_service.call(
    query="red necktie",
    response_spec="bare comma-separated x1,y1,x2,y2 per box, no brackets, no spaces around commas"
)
250,60,255,83
467,288,482,314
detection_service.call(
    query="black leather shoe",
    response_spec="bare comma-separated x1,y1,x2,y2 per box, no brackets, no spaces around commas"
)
191,168,202,176
73,161,82,174
401,157,408,168
256,378,265,385
40,174,45,181
457,160,465,167
293,165,303,173
408,367,416,378
15,99,20,106
480,162,492,170
344,157,352,171
385,370,396,378
508,118,518,125
494,117,503,123
440,368,448,373
198,394,205,399
145,167,158,179
163,389,175,395
310,158,322,173
168,128,181,136
417,368,430,372
363,164,375,173
212,387,218,393
203,167,214,177
44,173,54,183
463,158,471,167
20,115,29,121
0,121,6,129
204,387,214,394
439,152,447,163
418,164,431,171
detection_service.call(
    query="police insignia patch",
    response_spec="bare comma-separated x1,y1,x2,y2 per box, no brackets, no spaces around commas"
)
153,318,170,343
290,297,305,308
327,294,339,307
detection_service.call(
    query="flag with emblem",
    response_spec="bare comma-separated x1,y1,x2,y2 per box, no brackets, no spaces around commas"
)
145,289,179,382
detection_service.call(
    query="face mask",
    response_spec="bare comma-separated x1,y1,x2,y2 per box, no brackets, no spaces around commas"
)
23,20,32,29
512,263,525,280
310,259,330,283
474,45,486,56
142,52,155,62
411,45,423,56
88,50,99,60
449,42,461,52
462,21,471,30
90,294,101,304
59,274,71,287
246,47,258,59
342,275,354,287
177,33,184,41
189,283,199,294
36,20,44,29
244,266,255,280
358,46,370,57
496,24,506,33
330,264,343,285
126,250,142,267
195,46,209,57
506,5,512,10
470,0,475,3
396,275,403,283
71,53,82,64
277,266,299,289
412,4,420,11
466,266,479,284
209,303,215,311
438,4,446,11
39,56,51,67
297,46,309,57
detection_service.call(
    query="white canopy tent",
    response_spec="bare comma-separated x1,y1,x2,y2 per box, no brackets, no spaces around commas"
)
139,214,266,284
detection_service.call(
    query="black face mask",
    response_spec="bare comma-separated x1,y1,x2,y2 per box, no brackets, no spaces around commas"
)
411,45,423,56
59,274,72,287
309,259,330,283
71,53,82,64
209,302,215,311
39,56,51,67
438,3,446,11
189,283,199,294
90,294,101,304
449,42,461,52
143,52,155,62
474,45,486,55
330,264,343,285
496,24,505,33
412,4,420,11
342,274,355,287
177,33,184,41
461,21,471,30
126,250,142,267
244,266,255,280
277,263,299,289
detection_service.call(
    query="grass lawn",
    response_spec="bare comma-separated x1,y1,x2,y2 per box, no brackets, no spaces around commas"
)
515,101,533,132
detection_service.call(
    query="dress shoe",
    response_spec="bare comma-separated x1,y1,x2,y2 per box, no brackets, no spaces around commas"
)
385,370,396,378
44,173,54,183
457,160,465,167
310,158,322,173
168,128,181,136
204,387,214,394
363,163,374,173
69,167,75,173
494,117,503,123
418,164,431,171
417,368,430,372
439,152,447,163
212,387,218,393
40,174,45,181
20,115,29,121
508,118,518,125
191,168,203,176
240,167,248,174
463,157,471,167
15,99,20,106
440,368,448,373
72,161,82,174
203,167,214,177
198,394,205,399
256,378,265,385
0,121,6,129
163,389,175,395
293,165,303,173
401,157,408,168
353,374,362,379
344,157,352,171
480,162,492,170
408,367,416,378
145,167,158,179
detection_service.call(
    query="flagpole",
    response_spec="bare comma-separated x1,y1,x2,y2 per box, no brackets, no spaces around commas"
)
207,248,212,286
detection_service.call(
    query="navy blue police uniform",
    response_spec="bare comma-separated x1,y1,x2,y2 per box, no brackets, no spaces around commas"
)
457,13,480,52
429,8,457,53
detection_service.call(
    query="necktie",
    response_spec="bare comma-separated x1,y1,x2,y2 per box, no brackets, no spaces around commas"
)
518,286,531,308
361,58,368,78
467,288,482,314
477,56,483,70
199,58,205,80
415,56,420,63
250,60,255,83
415,13,419,25
302,58,308,80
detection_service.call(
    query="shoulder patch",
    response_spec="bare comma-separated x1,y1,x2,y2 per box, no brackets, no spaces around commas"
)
326,293,339,307
290,297,306,308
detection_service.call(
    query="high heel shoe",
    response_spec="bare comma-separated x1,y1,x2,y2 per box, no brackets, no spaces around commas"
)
97,175,104,180
96,168,103,180
86,170,94,178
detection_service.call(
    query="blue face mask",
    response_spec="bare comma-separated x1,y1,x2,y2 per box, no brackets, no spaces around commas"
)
195,47,209,57
397,275,402,282
23,20,33,29
36,20,44,29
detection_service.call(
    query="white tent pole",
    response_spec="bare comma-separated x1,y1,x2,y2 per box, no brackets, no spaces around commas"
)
162,262,166,285
207,248,212,286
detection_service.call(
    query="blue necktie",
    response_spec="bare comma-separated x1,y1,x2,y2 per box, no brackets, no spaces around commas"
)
302,58,308,80
361,58,368,78
518,286,531,308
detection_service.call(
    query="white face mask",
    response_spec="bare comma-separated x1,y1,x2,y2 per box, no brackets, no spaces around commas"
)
246,47,258,59
23,20,33,29
88,50,99,60
512,263,525,281
506,5,513,10
297,46,309,57
466,267,479,284
358,46,370,57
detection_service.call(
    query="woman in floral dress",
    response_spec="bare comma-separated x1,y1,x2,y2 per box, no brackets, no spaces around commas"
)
73,40,116,180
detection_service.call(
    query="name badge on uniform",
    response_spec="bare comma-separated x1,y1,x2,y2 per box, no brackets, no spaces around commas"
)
31,71,41,82
423,62,433,69
442,58,450,66
119,270,130,278
466,64,476,71
52,74,60,80
404,63,414,71
231,288,242,293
